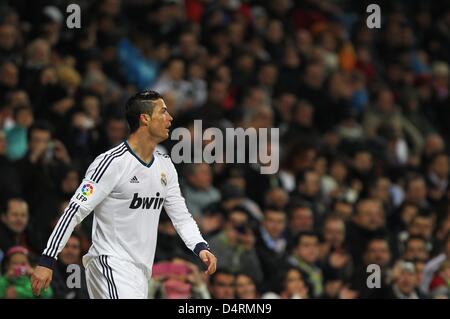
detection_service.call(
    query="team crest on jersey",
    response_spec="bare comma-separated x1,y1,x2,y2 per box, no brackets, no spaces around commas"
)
161,173,167,186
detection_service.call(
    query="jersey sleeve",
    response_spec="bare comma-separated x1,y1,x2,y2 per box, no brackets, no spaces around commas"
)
163,159,209,255
39,146,126,268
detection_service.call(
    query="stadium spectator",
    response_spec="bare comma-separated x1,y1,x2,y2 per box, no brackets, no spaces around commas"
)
319,215,353,282
181,163,221,219
421,232,450,294
0,198,39,256
402,236,430,262
264,187,289,211
293,169,327,223
5,105,33,161
209,207,263,284
287,231,323,298
0,131,21,204
346,198,387,267
0,246,52,298
208,269,235,299
15,122,70,248
427,259,450,298
286,200,314,243
149,257,210,299
351,238,392,298
235,273,259,299
387,260,426,299
255,208,289,289
262,266,309,299
426,152,449,205
50,234,89,299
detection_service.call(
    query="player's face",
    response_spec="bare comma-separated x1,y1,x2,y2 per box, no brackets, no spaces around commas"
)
147,99,173,142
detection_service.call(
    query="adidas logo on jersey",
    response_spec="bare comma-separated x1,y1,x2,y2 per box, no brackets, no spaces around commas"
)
130,176,139,183
129,192,164,210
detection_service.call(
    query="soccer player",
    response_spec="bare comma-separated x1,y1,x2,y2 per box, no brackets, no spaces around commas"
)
31,91,217,299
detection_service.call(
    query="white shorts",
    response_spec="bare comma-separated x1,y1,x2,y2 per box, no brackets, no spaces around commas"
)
85,255,149,299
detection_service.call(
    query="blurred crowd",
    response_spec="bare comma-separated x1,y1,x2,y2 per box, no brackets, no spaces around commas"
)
0,0,450,299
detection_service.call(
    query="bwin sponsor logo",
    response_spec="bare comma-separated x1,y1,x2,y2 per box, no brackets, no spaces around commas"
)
129,192,164,210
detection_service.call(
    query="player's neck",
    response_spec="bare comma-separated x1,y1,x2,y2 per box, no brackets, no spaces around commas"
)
127,132,156,163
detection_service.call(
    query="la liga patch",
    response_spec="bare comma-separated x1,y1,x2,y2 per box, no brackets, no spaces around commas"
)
81,183,94,196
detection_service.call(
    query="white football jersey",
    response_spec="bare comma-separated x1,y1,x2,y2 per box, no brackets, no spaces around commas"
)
41,141,207,276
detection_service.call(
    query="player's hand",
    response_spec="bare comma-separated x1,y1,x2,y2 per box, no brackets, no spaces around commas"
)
31,266,53,296
199,250,217,275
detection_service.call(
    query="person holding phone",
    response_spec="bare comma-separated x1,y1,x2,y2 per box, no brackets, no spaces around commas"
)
209,207,263,284
0,246,53,299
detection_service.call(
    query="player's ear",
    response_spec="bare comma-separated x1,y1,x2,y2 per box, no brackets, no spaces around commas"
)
140,113,150,125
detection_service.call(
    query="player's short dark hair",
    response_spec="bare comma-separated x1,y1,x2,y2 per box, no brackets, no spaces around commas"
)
125,90,162,133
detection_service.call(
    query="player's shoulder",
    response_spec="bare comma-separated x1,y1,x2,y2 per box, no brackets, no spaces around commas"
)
155,150,172,169
91,142,128,169
96,142,127,158
154,147,177,172
86,143,129,182
154,145,171,160
155,150,170,159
